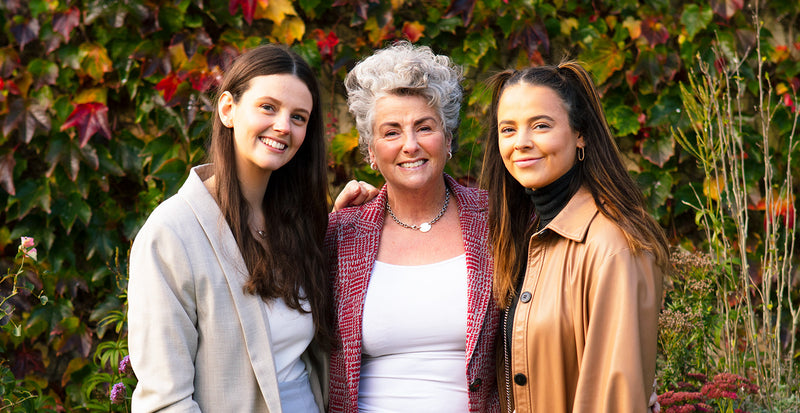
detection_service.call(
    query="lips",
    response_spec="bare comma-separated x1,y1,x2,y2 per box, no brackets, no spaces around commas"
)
258,136,287,150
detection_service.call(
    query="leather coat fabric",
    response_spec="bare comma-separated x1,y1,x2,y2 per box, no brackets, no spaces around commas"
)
128,165,327,413
499,187,663,413
325,175,500,413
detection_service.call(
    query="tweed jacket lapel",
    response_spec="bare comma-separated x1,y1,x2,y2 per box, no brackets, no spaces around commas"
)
339,186,385,404
446,175,492,366
180,165,282,412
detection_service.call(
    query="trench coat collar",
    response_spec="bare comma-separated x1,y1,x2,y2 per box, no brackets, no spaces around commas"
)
542,186,600,243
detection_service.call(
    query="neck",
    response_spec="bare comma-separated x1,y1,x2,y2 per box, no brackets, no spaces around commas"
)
528,164,578,229
236,166,270,229
385,177,449,222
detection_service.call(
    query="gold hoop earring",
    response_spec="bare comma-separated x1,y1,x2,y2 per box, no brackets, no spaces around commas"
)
578,146,585,161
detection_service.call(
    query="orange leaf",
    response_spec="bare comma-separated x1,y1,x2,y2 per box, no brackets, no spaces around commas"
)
402,21,425,43
78,43,113,83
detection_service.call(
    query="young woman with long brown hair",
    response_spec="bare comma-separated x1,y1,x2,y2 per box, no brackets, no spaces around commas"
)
128,44,331,412
482,62,668,412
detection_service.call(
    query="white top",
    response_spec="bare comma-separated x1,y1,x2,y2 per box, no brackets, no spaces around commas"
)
266,297,317,412
358,254,469,412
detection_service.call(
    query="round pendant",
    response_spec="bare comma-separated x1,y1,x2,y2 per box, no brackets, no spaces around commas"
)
419,222,432,233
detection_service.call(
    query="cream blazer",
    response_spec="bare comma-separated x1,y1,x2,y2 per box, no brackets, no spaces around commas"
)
128,164,327,413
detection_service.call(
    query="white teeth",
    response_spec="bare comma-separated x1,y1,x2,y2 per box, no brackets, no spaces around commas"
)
400,160,425,168
259,137,287,150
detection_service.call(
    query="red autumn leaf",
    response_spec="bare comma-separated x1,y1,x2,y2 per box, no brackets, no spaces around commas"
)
2,98,51,143
229,0,258,25
641,17,669,48
443,0,477,25
187,69,218,93
53,7,81,43
710,0,743,20
402,21,425,43
313,29,339,64
0,151,16,195
10,17,40,51
59,102,111,147
156,72,185,102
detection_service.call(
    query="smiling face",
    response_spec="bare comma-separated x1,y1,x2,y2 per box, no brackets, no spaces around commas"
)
368,94,450,193
218,74,313,182
497,82,584,190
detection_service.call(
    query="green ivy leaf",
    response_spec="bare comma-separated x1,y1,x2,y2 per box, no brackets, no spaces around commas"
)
681,4,713,41
580,37,625,85
606,105,640,136
54,192,92,234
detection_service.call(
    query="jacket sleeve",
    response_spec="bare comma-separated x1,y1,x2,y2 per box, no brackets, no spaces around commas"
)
573,248,662,412
128,218,202,413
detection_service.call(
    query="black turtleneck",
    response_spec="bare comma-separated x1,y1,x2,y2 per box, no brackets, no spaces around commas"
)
504,164,580,357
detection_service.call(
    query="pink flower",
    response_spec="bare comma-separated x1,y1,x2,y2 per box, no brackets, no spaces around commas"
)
24,247,37,261
20,237,34,249
110,382,126,404
119,355,132,376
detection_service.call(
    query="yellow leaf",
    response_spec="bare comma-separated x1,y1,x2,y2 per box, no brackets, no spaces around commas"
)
560,17,578,36
623,16,641,40
74,88,108,105
776,83,788,95
168,44,188,70
272,16,305,44
259,0,297,26
703,176,725,201
391,0,405,9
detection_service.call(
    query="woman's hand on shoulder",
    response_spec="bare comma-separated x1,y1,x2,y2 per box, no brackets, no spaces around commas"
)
332,180,379,212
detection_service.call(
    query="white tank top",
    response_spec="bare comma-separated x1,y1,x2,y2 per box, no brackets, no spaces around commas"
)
358,254,469,412
266,297,317,412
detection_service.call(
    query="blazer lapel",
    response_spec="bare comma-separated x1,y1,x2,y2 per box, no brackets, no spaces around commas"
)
181,165,282,412
449,177,492,365
339,188,386,404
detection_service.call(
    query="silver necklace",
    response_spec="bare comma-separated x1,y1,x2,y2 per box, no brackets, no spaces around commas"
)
386,188,450,233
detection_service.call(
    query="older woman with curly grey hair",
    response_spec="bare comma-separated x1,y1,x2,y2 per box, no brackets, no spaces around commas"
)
325,41,500,412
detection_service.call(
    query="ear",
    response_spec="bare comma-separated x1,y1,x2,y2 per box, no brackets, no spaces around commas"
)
218,91,235,127
576,134,585,148
367,144,376,165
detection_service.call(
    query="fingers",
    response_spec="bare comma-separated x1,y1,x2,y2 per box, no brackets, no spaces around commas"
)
332,180,378,212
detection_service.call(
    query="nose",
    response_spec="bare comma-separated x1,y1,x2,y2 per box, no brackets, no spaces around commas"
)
513,131,533,150
401,132,420,154
274,112,291,135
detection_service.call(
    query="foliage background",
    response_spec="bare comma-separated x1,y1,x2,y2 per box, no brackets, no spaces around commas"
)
0,0,798,410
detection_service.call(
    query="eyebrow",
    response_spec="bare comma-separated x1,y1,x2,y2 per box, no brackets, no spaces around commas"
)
498,114,555,126
378,116,438,129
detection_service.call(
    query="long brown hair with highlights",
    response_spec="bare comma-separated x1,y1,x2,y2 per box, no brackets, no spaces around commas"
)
481,62,669,309
207,44,333,347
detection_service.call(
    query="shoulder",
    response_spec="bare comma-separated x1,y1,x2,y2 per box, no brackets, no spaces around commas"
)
446,175,488,212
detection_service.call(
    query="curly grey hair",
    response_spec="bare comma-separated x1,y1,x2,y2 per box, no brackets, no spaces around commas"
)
344,41,463,159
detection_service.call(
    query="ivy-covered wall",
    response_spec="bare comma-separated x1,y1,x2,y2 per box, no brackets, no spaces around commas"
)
0,0,798,409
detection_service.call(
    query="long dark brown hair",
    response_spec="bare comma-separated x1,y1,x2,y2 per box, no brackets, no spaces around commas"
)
481,62,669,309
207,44,332,347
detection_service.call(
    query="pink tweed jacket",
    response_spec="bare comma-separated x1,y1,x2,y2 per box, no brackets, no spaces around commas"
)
325,174,500,413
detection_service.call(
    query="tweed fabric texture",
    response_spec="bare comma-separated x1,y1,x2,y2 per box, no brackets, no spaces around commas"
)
325,174,500,413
